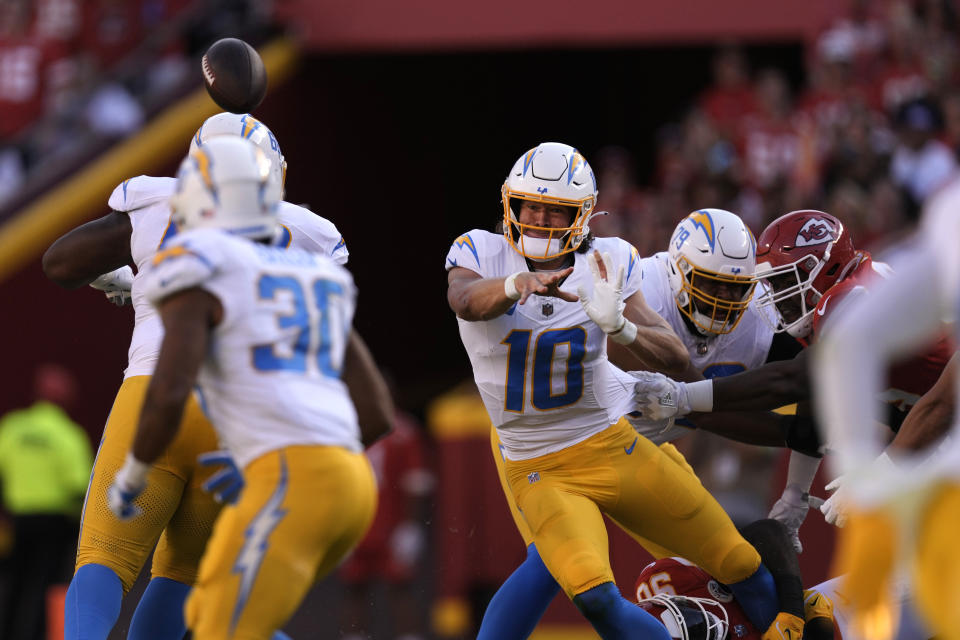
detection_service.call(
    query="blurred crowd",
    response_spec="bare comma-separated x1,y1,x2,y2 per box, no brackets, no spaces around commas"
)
0,0,274,211
591,0,960,257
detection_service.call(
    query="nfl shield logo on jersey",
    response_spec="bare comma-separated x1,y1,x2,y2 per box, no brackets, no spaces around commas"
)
528,472,541,484
541,302,554,316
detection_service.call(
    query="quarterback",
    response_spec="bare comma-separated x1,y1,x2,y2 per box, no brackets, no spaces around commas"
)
446,142,791,639
43,113,350,640
107,136,391,639
479,207,814,638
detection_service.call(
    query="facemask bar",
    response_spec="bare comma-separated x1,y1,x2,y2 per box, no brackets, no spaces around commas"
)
502,187,595,261
675,257,757,335
637,594,730,640
753,254,825,336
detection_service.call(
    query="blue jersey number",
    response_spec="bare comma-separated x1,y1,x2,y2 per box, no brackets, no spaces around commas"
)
252,275,346,376
502,327,587,412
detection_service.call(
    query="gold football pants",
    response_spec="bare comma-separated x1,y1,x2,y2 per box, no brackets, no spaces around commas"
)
184,445,376,640
76,375,221,590
500,420,759,597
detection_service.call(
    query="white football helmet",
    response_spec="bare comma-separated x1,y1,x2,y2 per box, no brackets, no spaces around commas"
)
501,142,598,262
666,208,757,335
638,594,729,640
190,112,286,201
170,136,279,240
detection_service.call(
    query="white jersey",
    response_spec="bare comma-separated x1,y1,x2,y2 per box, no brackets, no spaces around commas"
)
628,252,776,444
112,175,349,378
140,229,360,467
445,230,642,460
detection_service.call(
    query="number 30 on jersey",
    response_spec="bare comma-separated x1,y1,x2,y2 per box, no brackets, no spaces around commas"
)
502,327,586,412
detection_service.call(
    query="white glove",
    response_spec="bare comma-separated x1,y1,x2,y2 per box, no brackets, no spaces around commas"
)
577,252,636,344
107,453,149,520
820,474,848,527
768,483,810,553
821,452,897,527
631,370,691,421
90,266,134,306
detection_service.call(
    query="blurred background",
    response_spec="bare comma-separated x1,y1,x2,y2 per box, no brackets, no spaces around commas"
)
0,0,957,638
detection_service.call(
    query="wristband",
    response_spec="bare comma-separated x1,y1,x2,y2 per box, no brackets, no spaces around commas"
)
504,272,522,301
610,319,637,345
685,379,714,412
117,453,151,488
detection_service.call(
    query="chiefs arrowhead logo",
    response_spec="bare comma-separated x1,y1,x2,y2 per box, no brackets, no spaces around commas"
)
795,219,834,247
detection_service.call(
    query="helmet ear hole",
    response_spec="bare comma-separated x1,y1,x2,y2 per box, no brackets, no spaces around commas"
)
825,263,839,277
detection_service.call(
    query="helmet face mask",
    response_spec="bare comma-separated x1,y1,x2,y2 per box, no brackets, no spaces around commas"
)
501,142,598,262
667,209,757,335
753,210,860,339
638,594,730,640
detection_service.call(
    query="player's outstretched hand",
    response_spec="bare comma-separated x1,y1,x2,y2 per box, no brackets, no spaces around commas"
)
820,475,848,527
631,370,691,420
513,267,577,304
577,251,627,334
107,454,148,520
198,450,245,504
90,265,134,306
768,483,811,553
761,612,805,640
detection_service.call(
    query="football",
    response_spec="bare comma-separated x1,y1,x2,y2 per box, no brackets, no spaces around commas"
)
201,38,267,113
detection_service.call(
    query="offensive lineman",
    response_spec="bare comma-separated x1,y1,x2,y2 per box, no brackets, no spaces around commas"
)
636,210,953,545
446,142,790,639
42,113,357,640
107,135,389,639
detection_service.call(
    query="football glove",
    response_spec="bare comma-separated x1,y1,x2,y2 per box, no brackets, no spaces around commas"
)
768,483,810,553
89,265,134,306
821,452,896,528
198,450,244,504
632,370,690,421
577,251,636,344
108,453,149,520
761,612,804,640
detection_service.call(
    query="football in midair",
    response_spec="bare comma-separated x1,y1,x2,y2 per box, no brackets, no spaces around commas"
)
201,38,267,113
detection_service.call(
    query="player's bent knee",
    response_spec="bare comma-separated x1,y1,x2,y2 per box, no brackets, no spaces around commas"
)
712,538,761,585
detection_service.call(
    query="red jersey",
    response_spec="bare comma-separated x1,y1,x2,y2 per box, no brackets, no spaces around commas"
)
635,557,760,639
811,256,954,417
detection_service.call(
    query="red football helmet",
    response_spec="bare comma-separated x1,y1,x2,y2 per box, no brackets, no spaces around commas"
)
753,210,862,339
638,594,730,640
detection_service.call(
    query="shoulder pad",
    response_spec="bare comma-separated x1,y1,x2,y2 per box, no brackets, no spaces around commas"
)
446,229,500,272
142,230,227,304
108,176,176,212
276,201,347,263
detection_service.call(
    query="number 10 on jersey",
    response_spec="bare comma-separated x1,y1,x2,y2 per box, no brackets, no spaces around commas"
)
502,327,587,412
